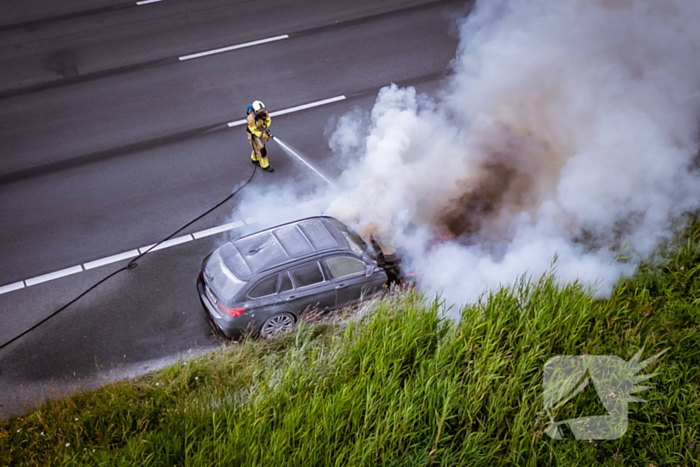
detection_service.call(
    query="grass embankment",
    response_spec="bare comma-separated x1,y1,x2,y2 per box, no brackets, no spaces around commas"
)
2,223,700,466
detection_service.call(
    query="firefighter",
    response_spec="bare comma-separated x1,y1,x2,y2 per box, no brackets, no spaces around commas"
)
247,100,273,172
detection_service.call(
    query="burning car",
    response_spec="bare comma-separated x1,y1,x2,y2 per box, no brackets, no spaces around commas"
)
197,216,395,339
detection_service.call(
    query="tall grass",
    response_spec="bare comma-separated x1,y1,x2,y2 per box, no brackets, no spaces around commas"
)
2,222,699,466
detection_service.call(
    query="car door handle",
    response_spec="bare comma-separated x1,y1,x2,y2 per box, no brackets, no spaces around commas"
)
285,295,296,301
335,284,347,290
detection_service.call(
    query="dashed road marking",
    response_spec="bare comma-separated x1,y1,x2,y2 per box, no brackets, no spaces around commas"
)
0,281,25,295
139,234,194,254
227,95,346,127
84,250,140,270
136,0,162,5
269,95,346,117
192,220,244,240
25,266,84,287
178,35,289,61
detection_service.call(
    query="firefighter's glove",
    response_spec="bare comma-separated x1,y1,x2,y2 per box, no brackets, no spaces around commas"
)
263,130,272,141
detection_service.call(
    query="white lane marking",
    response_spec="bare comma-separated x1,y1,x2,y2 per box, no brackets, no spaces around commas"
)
192,220,244,239
84,250,140,270
25,266,83,287
227,95,346,128
273,137,337,188
139,234,194,254
270,95,346,117
179,35,288,61
227,118,247,127
136,0,162,4
0,281,25,296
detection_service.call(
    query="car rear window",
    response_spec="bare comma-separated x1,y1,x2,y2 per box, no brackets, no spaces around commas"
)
326,256,366,279
205,249,246,301
289,262,324,288
248,274,278,298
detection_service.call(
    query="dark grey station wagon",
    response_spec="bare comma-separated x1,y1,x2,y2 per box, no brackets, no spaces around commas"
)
197,216,389,338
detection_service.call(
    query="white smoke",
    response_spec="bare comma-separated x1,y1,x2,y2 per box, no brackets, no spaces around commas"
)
227,0,700,306
324,0,700,303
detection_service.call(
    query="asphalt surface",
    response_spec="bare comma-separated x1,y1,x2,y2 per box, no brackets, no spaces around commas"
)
0,0,464,417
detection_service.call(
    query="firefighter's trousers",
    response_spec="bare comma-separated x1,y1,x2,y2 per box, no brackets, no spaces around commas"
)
249,135,270,169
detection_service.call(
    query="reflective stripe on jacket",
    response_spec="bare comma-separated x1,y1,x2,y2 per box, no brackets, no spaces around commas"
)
247,113,271,137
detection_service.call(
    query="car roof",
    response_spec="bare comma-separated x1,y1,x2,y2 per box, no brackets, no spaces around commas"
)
219,217,351,280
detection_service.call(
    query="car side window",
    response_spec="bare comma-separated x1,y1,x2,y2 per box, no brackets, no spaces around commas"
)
289,262,324,288
279,271,293,293
326,256,366,279
248,274,278,298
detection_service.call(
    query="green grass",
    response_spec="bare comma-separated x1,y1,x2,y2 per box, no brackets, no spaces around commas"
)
2,221,699,466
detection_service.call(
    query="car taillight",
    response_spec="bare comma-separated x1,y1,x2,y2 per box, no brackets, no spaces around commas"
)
217,304,246,318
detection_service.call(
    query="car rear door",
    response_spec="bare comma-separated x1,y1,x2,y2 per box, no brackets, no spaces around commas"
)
278,261,335,315
324,255,380,308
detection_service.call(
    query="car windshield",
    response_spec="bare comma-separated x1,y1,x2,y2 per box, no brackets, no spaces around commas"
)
340,229,367,257
204,248,246,301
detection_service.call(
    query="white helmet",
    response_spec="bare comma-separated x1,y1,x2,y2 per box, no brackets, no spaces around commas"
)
252,100,266,113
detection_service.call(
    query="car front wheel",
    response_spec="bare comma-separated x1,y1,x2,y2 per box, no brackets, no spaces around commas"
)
260,313,295,339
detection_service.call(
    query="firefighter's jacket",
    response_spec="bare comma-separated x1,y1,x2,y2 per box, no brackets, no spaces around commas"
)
247,113,271,139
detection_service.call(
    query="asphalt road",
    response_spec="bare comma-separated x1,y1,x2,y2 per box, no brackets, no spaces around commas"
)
0,0,464,417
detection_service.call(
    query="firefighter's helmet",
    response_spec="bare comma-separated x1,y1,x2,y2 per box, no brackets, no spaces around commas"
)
252,100,266,115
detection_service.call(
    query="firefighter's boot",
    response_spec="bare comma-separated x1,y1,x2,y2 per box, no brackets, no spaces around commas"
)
260,156,274,172
259,146,274,172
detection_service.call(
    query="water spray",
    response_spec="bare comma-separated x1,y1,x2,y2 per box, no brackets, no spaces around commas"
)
272,136,338,189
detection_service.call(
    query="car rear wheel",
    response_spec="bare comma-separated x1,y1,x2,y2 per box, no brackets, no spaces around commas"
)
260,313,295,339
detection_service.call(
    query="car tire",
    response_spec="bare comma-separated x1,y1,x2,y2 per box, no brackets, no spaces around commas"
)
260,313,296,339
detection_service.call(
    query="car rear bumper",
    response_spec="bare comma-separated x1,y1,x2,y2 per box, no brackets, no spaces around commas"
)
196,275,257,339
